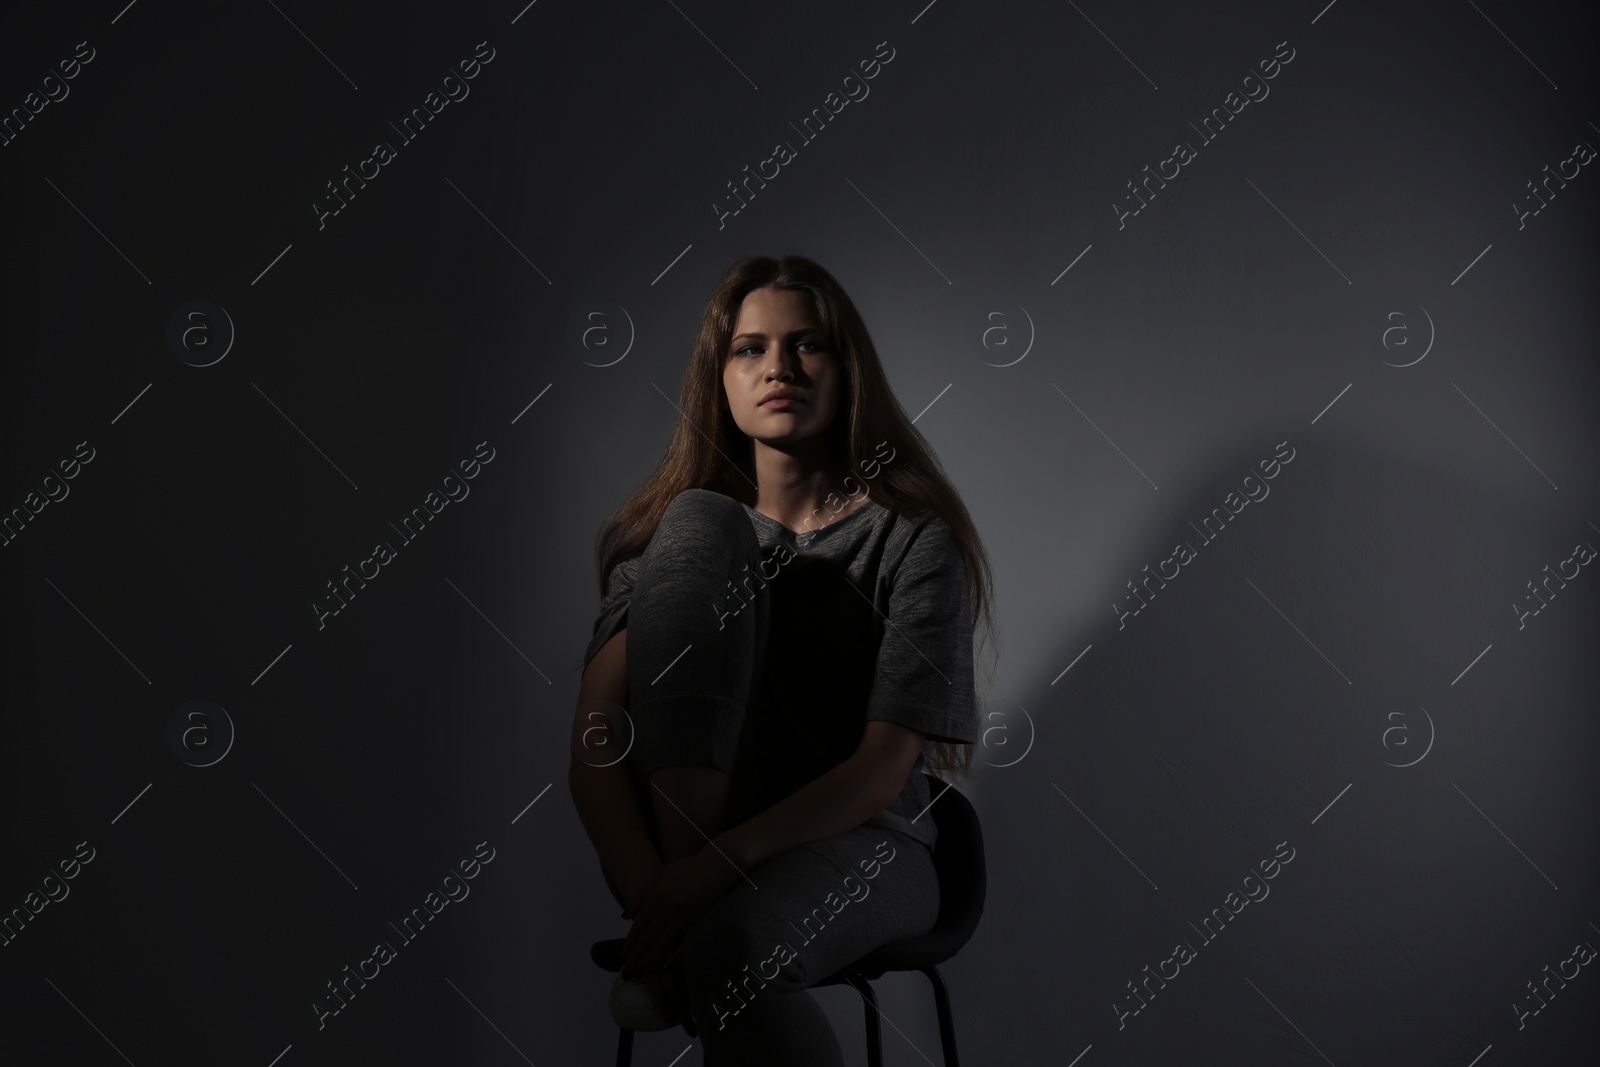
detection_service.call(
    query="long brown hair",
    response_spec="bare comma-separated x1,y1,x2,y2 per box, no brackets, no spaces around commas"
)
595,255,999,781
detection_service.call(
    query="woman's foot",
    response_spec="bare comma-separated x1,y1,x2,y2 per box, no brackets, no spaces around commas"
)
608,971,678,1032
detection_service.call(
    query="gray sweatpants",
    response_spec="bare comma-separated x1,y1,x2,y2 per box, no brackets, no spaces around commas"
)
611,488,940,1066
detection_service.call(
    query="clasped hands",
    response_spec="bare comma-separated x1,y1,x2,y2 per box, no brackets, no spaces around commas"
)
621,844,747,980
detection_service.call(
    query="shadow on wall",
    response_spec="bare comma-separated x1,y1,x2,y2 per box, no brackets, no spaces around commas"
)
973,430,1599,1062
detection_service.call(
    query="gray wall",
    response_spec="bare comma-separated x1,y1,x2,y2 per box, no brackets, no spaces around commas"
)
2,0,1595,1063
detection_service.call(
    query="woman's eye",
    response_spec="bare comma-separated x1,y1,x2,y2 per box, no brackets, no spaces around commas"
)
732,340,822,356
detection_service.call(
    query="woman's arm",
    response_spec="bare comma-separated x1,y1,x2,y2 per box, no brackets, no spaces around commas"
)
711,720,926,875
567,628,663,914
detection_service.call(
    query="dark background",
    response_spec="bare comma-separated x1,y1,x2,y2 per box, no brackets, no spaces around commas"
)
2,1,1596,1063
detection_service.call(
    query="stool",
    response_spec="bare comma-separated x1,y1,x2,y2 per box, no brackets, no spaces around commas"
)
590,773,986,1066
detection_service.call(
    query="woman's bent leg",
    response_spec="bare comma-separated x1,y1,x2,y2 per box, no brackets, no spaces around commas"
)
675,826,941,1066
626,489,770,858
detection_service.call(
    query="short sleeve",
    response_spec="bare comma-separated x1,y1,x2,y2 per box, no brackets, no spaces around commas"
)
864,518,979,745
582,555,641,674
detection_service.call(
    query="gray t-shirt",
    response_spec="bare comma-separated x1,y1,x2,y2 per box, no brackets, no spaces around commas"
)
583,495,978,851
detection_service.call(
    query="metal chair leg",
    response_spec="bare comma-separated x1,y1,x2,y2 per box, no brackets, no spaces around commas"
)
922,966,959,1067
845,975,884,1067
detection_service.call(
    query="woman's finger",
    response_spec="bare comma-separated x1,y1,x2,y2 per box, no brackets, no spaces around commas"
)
623,910,665,977
625,907,680,978
623,892,661,955
635,916,688,976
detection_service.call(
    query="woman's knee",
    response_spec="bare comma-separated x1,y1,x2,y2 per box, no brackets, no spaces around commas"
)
660,488,751,544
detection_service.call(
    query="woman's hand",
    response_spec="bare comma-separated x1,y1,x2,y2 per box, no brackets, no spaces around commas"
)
615,854,664,919
620,845,745,979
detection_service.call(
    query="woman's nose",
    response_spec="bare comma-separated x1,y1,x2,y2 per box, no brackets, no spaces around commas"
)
764,347,801,379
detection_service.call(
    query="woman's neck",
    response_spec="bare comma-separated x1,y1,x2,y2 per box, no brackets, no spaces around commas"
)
736,441,865,533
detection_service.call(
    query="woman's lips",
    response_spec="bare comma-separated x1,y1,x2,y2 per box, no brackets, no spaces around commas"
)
759,396,801,408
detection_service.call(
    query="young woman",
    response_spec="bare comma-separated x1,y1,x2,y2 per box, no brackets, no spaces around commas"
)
568,254,998,1065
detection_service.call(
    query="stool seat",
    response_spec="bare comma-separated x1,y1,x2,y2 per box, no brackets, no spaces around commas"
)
591,773,984,1067
817,922,962,982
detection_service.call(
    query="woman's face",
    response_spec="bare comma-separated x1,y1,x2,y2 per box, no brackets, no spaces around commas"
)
722,286,844,450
